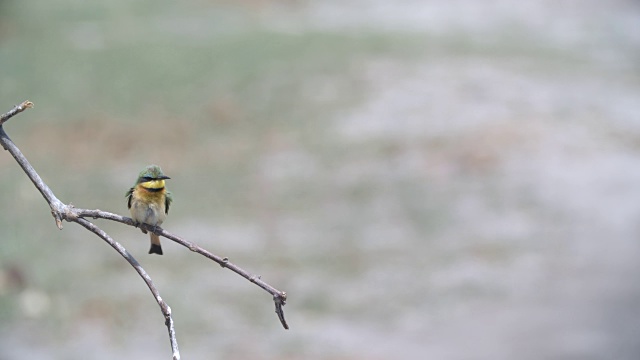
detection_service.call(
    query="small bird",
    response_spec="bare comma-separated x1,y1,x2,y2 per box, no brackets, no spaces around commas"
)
126,165,173,255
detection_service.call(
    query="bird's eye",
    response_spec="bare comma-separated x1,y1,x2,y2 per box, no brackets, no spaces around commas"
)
142,176,154,182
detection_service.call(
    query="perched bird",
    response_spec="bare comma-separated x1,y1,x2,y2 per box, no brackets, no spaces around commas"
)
126,165,173,255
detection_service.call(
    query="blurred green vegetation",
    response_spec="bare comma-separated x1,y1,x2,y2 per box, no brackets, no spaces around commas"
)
0,1,443,356
1,0,639,359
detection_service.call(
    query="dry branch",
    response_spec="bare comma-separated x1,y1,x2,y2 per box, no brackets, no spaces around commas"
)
0,101,288,359
75,208,289,328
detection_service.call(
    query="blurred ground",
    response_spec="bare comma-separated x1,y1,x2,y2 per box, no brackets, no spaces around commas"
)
1,0,640,359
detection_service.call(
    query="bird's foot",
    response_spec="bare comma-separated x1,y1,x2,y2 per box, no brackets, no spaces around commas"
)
133,221,148,234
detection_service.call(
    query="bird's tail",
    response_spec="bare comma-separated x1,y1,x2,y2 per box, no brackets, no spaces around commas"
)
149,233,163,255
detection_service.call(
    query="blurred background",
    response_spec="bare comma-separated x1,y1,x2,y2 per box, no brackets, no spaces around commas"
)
1,0,640,359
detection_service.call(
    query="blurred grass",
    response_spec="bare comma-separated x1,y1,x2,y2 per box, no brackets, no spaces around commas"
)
1,0,639,359
0,1,446,352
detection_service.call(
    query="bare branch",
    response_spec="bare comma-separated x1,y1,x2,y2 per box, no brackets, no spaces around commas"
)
75,218,181,360
71,208,289,329
0,102,66,228
0,101,182,358
0,100,33,125
156,226,289,329
0,101,289,358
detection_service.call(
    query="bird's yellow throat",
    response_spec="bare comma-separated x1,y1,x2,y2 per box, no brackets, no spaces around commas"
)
140,179,166,190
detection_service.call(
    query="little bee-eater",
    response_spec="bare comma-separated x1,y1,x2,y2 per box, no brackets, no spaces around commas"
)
126,165,173,255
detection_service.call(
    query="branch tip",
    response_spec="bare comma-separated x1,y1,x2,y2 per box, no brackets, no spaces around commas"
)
272,291,289,329
1,100,34,125
52,210,64,229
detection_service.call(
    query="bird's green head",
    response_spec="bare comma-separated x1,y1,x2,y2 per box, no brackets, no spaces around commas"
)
136,165,170,189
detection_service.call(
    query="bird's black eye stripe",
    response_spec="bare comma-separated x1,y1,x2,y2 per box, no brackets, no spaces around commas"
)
142,176,154,182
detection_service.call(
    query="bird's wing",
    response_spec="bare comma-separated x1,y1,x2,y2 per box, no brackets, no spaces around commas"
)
126,187,134,209
165,191,173,214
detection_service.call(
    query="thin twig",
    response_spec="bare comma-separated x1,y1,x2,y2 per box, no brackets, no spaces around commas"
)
71,208,289,329
0,100,33,125
157,226,289,329
75,218,181,360
0,101,289,358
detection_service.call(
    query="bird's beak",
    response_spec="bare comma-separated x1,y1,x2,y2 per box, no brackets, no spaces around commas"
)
159,175,171,180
